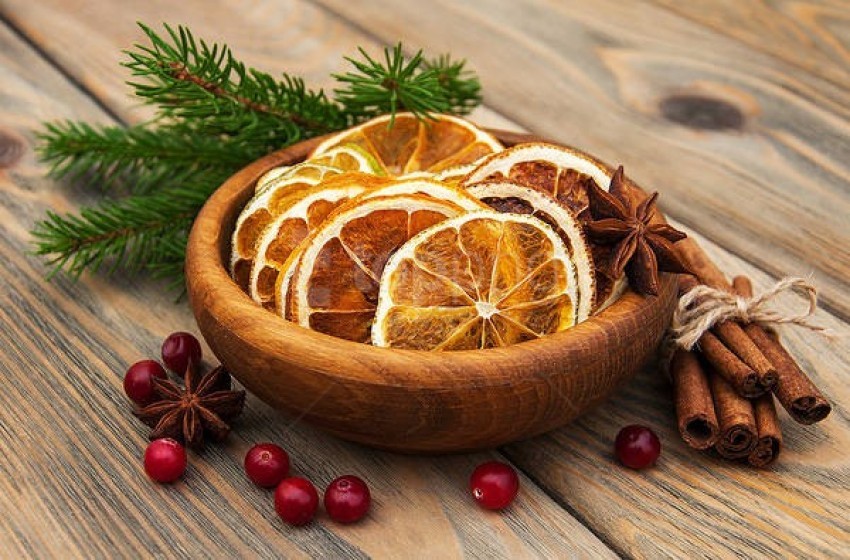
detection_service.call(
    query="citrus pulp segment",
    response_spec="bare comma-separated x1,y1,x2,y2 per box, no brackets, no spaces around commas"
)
373,211,578,350
460,142,611,219
310,113,503,176
248,173,391,309
466,181,594,321
288,194,472,342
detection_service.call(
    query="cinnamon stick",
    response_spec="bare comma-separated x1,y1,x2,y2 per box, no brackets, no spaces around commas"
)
709,370,758,459
670,349,719,450
732,276,831,425
747,394,782,468
679,275,774,397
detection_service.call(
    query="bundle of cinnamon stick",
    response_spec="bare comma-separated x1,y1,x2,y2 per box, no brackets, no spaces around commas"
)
668,238,832,468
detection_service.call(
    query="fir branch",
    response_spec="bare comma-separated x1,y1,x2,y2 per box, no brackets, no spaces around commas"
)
38,121,259,192
31,172,224,279
333,44,451,122
424,55,482,115
124,23,345,138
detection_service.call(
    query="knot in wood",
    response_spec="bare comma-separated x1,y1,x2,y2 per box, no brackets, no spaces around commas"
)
659,95,744,131
0,128,26,169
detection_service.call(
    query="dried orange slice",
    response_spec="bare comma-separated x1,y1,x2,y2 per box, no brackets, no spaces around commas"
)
433,162,478,186
288,194,478,342
357,177,485,210
249,173,390,309
231,172,325,290
461,142,611,219
310,113,503,176
272,178,487,319
373,211,578,350
466,181,594,321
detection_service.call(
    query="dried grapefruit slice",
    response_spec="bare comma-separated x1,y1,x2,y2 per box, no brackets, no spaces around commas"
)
466,181,594,320
311,113,503,176
373,211,578,350
288,194,476,342
461,142,611,220
249,173,391,309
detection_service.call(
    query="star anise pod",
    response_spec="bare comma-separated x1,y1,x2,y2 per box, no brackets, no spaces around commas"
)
134,362,245,449
584,165,691,296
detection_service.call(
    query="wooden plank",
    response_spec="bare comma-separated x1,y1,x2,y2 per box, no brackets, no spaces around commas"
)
651,0,850,90
299,0,850,323
505,226,850,558
0,18,614,560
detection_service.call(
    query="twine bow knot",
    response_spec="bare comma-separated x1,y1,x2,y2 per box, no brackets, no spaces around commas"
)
671,277,835,350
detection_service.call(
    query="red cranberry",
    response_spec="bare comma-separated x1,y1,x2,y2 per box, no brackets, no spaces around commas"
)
324,475,371,524
615,425,661,469
244,443,290,488
123,360,167,405
161,332,202,376
144,438,187,483
275,477,319,526
469,461,519,510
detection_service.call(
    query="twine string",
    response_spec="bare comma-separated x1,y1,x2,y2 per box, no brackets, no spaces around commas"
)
671,276,836,351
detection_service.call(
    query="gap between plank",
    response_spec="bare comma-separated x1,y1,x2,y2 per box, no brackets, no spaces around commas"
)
496,447,628,559
0,13,126,125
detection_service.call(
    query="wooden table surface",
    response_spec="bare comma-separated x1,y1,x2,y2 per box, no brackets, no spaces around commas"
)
1,1,848,558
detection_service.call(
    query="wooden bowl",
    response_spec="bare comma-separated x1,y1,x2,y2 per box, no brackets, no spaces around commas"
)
186,131,677,453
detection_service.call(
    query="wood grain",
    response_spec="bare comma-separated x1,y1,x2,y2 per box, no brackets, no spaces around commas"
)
0,17,615,560
0,1,847,558
305,0,850,323
652,0,850,90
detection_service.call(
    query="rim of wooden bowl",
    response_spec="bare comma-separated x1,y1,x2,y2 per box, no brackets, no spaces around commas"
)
186,130,675,392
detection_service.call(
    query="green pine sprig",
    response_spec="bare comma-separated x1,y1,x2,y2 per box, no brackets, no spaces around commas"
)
33,23,484,290
38,121,262,193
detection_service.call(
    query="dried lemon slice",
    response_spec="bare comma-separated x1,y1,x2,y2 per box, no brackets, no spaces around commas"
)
373,211,578,350
307,143,386,176
466,181,594,321
311,113,503,175
255,162,345,196
249,173,391,309
288,193,479,342
461,142,611,219
254,165,292,194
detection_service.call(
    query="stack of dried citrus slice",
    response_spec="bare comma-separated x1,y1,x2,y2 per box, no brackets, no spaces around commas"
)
230,113,633,350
